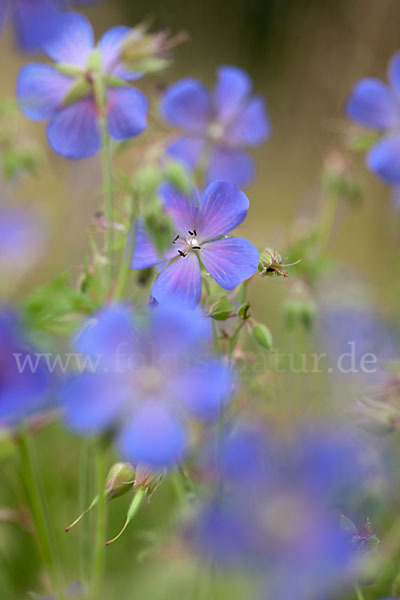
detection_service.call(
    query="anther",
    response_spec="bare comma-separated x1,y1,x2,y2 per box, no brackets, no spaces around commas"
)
172,235,179,244
194,229,197,236
192,246,201,250
178,250,186,257
188,230,194,236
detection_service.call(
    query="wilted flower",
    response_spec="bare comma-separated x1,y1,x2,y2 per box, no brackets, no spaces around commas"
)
0,0,98,51
0,309,52,424
346,52,400,184
17,12,147,159
191,422,375,600
61,303,233,468
161,66,270,187
129,180,260,308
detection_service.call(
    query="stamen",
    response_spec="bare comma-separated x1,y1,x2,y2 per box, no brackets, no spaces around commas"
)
172,235,179,244
178,250,186,257
192,246,201,250
194,229,197,236
188,230,194,235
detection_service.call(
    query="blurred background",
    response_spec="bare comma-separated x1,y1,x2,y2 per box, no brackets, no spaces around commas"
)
1,0,400,598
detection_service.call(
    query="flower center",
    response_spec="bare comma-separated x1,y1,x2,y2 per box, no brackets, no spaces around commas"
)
207,121,225,142
173,230,202,257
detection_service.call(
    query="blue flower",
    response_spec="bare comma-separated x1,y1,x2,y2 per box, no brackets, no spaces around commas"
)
17,13,147,159
191,422,374,600
129,181,260,308
0,0,98,51
0,309,52,425
0,205,44,276
61,303,233,469
161,66,270,187
346,53,400,184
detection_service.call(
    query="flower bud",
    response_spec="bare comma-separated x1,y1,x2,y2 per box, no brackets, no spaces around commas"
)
134,165,164,197
208,294,234,321
144,197,175,254
258,247,300,278
164,160,192,196
105,462,135,500
252,323,273,351
283,298,316,330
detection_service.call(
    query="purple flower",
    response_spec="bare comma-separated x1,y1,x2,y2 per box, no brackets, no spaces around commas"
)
0,0,98,51
161,66,270,187
0,205,45,275
346,52,400,184
191,422,374,600
0,309,51,424
17,13,147,159
129,181,260,308
61,303,233,469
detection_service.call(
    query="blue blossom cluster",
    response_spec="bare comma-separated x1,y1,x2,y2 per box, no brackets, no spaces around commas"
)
191,423,376,600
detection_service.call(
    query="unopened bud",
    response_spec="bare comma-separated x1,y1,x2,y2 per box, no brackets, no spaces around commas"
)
252,323,273,351
164,160,192,195
134,165,164,197
105,462,135,500
144,197,174,254
283,298,316,330
208,294,234,321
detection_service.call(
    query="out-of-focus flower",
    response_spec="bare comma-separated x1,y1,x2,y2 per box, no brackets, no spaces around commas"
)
0,205,45,277
61,303,233,468
346,53,400,184
0,0,98,51
129,181,259,308
191,422,375,600
160,66,270,187
17,13,147,159
0,309,52,425
319,306,399,387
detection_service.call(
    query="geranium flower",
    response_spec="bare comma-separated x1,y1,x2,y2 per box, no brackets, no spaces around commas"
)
346,52,400,184
0,0,98,51
129,180,260,308
0,309,51,424
161,66,270,187
17,12,147,159
191,423,374,600
62,303,233,468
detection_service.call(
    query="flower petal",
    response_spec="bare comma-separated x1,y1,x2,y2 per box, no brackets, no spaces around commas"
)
129,217,174,269
166,136,206,171
207,147,255,188
367,135,400,184
196,180,249,241
118,403,186,468
345,78,399,129
157,181,198,233
13,0,63,51
99,25,142,80
226,96,270,146
75,305,137,360
151,253,202,308
17,64,72,121
173,359,233,421
161,78,212,132
47,97,101,159
200,237,259,290
214,65,251,124
43,12,94,66
106,87,147,141
62,373,126,434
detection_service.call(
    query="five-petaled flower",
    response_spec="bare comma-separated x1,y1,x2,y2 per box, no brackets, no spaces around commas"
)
0,309,52,425
129,180,260,308
0,0,98,51
62,303,233,468
17,12,147,159
346,52,400,185
161,66,270,188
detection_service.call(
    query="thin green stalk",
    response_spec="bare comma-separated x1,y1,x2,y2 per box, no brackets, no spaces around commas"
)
354,583,365,600
317,191,338,257
18,429,64,599
100,117,114,300
91,441,107,600
79,438,92,599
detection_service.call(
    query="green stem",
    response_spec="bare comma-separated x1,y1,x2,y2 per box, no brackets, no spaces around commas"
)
318,191,338,257
91,441,107,600
354,583,365,600
18,429,64,599
100,117,114,300
79,439,92,599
